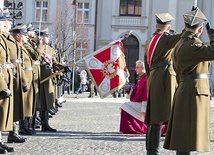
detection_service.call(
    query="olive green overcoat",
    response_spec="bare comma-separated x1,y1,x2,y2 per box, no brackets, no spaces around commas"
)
164,31,212,152
144,29,181,124
20,43,35,117
3,32,26,122
24,40,43,110
0,35,13,131
40,45,64,111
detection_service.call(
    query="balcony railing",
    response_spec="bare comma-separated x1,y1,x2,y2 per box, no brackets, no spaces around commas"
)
112,15,147,27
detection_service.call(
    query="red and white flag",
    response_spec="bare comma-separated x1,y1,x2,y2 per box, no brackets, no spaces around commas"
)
83,40,127,98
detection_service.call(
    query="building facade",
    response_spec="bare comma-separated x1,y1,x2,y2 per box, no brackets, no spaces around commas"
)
2,0,214,83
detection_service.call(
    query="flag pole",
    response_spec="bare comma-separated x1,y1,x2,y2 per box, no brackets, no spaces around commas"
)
38,0,43,38
193,0,197,8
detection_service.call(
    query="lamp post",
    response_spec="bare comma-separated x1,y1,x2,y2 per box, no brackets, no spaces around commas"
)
72,0,77,94
0,1,3,10
5,0,24,27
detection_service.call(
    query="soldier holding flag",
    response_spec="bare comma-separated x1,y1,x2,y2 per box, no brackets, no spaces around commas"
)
164,7,213,154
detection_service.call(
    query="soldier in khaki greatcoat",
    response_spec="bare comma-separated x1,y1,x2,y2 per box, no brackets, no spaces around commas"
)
144,13,183,154
164,8,213,154
39,28,65,132
11,25,36,136
24,23,43,133
0,11,14,154
3,9,27,144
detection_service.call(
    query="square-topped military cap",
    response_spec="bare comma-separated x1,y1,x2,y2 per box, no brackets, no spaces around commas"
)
155,13,174,25
0,10,7,21
26,23,35,32
34,28,39,34
3,9,12,21
10,24,28,35
183,8,207,28
40,28,49,36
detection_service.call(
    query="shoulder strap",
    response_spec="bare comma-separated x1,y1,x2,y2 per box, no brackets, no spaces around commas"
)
147,34,162,68
41,46,53,67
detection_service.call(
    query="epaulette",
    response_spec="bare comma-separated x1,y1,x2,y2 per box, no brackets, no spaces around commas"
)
191,37,203,47
163,32,169,36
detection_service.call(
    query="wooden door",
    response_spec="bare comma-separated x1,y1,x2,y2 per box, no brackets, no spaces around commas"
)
122,35,139,84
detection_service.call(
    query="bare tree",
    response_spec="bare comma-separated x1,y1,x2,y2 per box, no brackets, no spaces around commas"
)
50,0,94,66
50,0,74,57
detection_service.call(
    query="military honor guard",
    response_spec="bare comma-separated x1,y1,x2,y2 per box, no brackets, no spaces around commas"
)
144,13,183,154
0,10,14,154
24,23,43,133
2,8,27,144
164,8,213,155
39,28,66,132
11,24,36,135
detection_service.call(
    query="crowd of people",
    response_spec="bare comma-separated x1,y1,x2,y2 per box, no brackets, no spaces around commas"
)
119,6,214,155
1,4,214,155
0,9,68,154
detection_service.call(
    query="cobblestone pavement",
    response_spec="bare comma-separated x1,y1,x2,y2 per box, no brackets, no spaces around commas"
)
2,92,214,155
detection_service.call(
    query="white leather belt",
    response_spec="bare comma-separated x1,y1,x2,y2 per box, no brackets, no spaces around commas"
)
0,63,14,69
11,59,23,64
24,67,34,71
33,61,41,65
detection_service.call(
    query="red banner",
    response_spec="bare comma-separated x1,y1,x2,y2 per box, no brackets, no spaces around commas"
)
83,40,127,98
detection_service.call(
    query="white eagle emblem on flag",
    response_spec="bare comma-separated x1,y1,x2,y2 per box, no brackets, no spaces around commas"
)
83,40,127,98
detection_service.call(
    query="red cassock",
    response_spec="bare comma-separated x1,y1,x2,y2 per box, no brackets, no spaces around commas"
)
120,74,166,135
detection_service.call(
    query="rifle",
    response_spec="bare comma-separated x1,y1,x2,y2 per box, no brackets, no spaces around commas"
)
40,68,65,84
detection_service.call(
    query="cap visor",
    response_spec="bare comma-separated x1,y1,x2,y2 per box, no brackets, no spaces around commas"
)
21,32,28,35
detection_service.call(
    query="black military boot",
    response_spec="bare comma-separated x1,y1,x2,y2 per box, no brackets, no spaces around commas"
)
112,91,117,98
19,118,34,135
30,115,37,134
7,131,26,143
176,151,190,155
146,124,161,155
41,111,57,132
8,123,26,143
0,145,6,154
55,99,62,108
49,109,58,115
0,142,14,153
35,116,41,129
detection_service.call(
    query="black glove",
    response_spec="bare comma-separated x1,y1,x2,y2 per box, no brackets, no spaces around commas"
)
23,86,30,92
0,88,12,99
64,66,70,72
206,23,214,44
191,6,198,11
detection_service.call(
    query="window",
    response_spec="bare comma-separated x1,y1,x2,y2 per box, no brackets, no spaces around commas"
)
76,42,88,59
77,2,89,24
35,1,48,21
120,0,142,16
